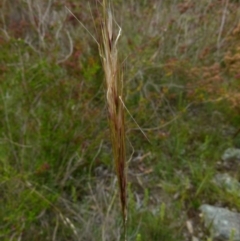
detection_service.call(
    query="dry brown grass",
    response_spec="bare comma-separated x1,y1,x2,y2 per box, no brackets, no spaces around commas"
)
98,0,127,239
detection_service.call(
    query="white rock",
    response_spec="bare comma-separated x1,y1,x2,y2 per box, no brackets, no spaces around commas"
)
200,204,240,241
222,148,240,162
213,173,240,194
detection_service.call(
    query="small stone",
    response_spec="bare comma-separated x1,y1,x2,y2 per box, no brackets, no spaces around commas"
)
213,173,240,194
200,204,240,241
222,148,240,162
192,236,199,241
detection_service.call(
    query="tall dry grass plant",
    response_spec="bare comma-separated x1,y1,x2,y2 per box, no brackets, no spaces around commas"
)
99,1,127,239
66,1,127,239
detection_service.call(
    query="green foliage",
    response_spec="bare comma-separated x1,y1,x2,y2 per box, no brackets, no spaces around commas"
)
1,0,240,240
128,203,180,241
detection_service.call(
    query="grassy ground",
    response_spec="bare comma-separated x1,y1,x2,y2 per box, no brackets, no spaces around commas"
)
1,0,240,240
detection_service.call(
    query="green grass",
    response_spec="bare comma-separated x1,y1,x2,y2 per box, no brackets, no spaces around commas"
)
1,0,240,240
